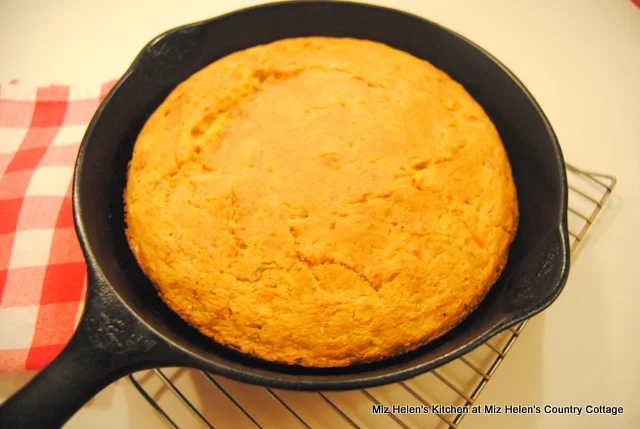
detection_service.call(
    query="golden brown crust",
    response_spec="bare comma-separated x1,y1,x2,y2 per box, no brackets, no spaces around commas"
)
124,37,519,367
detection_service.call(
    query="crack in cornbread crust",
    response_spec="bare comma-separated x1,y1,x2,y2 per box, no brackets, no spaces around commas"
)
124,37,519,367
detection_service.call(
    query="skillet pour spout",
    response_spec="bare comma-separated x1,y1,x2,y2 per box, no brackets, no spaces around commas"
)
0,2,569,428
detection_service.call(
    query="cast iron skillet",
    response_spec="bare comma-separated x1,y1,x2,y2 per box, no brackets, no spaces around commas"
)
0,1,570,428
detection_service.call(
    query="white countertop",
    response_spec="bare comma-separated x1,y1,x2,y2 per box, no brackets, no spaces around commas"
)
1,0,639,428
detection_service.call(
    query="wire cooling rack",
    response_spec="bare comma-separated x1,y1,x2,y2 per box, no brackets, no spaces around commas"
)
127,163,616,429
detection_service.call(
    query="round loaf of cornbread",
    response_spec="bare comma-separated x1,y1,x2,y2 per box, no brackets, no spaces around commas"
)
124,37,518,367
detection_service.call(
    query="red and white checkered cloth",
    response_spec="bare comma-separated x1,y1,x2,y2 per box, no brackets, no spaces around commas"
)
0,79,117,372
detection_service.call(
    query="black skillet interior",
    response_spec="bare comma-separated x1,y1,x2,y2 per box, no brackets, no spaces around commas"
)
79,0,570,387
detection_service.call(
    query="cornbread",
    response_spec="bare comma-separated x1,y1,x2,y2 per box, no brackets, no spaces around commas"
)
124,37,518,367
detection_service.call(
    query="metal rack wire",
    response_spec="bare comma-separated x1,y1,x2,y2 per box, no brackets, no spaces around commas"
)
128,163,616,429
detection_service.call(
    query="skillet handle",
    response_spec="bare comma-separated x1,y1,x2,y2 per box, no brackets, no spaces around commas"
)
0,270,176,429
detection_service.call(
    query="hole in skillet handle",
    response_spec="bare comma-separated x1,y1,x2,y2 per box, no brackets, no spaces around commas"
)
495,227,570,324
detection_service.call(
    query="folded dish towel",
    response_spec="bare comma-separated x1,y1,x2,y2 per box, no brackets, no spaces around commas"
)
0,80,116,372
